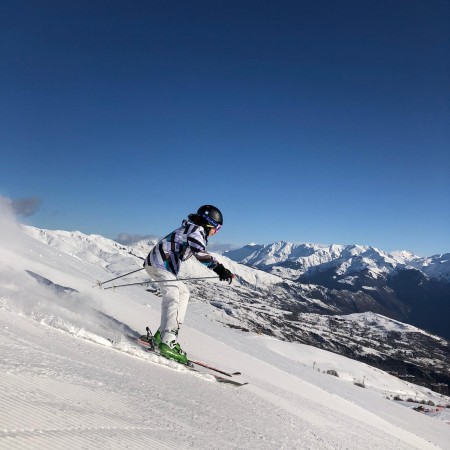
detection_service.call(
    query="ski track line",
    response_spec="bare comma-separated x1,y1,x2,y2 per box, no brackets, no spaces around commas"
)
2,429,177,450
0,355,198,435
0,328,200,444
0,373,191,450
0,338,123,388
0,322,238,450
2,315,217,386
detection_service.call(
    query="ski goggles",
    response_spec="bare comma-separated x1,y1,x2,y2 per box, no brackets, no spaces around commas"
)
202,214,222,233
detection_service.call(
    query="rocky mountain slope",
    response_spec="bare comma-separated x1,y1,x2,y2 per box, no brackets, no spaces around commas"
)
224,242,450,340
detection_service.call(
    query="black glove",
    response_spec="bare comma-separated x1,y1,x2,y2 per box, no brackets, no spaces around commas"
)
213,264,234,284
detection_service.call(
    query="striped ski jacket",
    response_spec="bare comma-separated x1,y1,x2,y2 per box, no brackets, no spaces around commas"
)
145,220,218,276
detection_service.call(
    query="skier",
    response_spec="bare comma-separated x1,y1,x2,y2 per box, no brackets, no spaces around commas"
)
144,205,234,364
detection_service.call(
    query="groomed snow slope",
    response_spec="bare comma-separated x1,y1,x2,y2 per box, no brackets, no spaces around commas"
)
1,212,449,448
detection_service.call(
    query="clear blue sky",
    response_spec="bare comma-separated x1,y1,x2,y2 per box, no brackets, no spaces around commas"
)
1,1,449,256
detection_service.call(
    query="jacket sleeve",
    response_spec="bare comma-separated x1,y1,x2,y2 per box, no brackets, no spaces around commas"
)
187,227,218,268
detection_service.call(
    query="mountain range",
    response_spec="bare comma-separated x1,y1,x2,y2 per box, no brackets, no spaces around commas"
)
224,242,450,340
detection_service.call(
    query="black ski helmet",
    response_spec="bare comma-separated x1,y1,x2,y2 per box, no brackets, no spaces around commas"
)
197,205,223,227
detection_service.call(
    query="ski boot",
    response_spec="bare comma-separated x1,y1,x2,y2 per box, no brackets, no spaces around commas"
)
153,330,161,347
159,330,188,365
139,327,161,351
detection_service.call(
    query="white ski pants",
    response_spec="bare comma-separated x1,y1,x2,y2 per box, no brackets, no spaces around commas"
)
144,264,190,332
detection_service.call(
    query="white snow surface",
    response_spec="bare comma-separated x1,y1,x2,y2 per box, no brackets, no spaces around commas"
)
1,209,449,448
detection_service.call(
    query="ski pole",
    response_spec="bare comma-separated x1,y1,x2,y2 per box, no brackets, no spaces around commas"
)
93,267,145,288
104,276,220,290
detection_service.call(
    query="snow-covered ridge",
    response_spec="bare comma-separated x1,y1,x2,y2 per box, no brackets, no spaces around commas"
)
224,241,450,281
339,311,445,340
25,226,150,265
22,226,283,290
